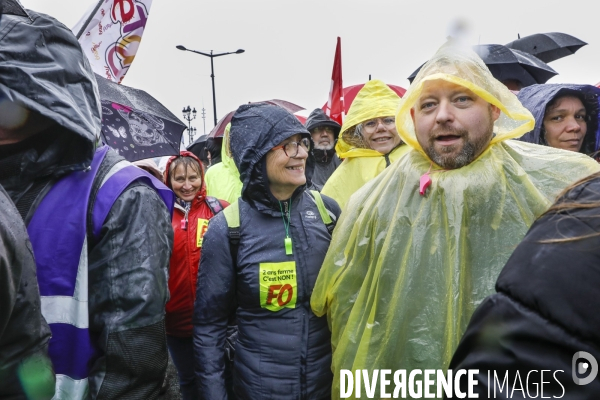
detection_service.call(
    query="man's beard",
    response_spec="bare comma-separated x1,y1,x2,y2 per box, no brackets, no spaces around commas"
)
424,124,492,169
314,141,334,150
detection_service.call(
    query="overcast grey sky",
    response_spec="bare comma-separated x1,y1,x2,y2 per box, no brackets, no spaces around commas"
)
23,0,600,144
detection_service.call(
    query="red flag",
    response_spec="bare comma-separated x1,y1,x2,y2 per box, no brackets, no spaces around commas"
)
325,37,344,125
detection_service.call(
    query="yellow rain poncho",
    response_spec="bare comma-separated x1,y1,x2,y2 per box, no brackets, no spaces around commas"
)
205,124,242,204
311,42,600,399
321,80,409,210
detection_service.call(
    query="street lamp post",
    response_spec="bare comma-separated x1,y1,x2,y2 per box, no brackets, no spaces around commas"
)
182,105,197,145
176,45,245,126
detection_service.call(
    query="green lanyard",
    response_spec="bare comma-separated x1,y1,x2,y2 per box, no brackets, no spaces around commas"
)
278,199,293,255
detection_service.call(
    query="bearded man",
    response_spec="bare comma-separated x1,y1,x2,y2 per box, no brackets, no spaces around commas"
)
304,108,342,191
311,41,600,399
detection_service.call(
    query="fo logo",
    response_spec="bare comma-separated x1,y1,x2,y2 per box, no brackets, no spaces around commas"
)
266,284,294,307
572,351,598,385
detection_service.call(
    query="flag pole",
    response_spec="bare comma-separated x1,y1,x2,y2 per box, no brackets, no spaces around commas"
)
75,0,104,39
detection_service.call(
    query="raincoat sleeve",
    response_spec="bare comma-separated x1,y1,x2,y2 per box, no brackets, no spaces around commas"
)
310,188,373,326
193,212,237,400
88,182,172,399
449,179,600,397
0,187,54,398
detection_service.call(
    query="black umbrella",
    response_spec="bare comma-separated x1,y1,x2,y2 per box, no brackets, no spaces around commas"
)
407,44,557,88
407,63,425,84
473,44,558,87
187,134,209,162
506,32,587,63
95,74,186,162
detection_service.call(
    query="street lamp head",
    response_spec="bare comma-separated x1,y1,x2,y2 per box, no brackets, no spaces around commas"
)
235,49,245,54
176,45,187,51
183,105,192,119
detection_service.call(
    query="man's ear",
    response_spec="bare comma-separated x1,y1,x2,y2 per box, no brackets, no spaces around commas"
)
491,105,501,121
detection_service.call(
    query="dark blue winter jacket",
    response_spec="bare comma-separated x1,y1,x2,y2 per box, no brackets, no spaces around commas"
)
193,103,341,400
518,83,600,155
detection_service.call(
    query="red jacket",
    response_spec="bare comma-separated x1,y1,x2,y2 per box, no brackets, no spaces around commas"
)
164,152,228,336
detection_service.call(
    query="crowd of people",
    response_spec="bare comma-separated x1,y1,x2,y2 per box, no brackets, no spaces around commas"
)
2,4,600,400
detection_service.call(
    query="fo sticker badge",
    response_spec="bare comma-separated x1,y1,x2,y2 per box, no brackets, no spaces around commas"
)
259,261,297,312
196,219,209,247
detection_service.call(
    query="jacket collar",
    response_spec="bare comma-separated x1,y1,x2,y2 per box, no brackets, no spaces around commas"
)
312,148,337,164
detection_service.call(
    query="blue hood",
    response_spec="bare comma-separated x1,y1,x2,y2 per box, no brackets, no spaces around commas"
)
229,103,313,209
518,84,600,154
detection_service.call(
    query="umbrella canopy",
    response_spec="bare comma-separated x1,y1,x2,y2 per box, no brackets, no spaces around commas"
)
95,74,186,162
407,63,426,84
506,32,587,63
474,44,558,87
407,45,557,88
320,83,406,115
208,99,305,138
186,134,209,161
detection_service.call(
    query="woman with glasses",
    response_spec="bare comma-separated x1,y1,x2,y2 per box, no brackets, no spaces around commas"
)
321,80,409,210
193,103,341,400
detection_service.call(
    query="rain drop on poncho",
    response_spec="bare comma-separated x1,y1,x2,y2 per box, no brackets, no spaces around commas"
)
311,41,600,399
321,80,410,210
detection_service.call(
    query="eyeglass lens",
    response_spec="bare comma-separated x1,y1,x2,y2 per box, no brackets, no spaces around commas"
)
283,138,311,157
363,117,395,132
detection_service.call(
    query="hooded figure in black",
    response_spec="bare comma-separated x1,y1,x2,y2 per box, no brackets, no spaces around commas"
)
193,103,341,400
305,108,342,191
0,4,172,398
518,84,600,156
448,172,600,398
0,184,55,399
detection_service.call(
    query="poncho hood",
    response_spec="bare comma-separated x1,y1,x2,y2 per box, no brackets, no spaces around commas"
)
518,83,600,154
221,123,239,177
336,80,402,158
205,123,243,204
0,8,100,168
396,40,535,165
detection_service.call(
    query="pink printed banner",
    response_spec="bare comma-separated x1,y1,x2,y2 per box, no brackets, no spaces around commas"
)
72,0,153,83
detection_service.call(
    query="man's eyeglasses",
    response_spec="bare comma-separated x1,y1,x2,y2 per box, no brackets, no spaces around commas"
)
271,137,311,157
311,126,335,135
362,117,396,133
